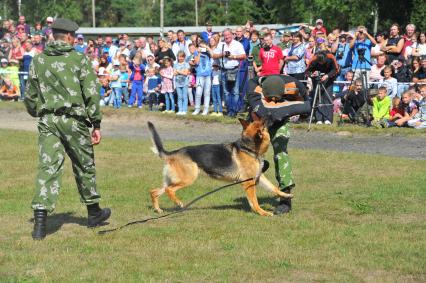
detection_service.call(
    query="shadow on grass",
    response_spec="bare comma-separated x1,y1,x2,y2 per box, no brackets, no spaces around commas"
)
29,212,89,236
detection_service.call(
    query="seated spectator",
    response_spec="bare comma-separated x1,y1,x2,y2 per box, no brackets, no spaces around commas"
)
99,78,112,106
412,32,426,57
371,86,391,128
412,55,426,83
387,97,405,126
31,34,44,54
369,54,386,82
0,78,19,101
392,56,411,96
388,91,418,127
407,85,426,129
341,79,366,123
379,66,398,99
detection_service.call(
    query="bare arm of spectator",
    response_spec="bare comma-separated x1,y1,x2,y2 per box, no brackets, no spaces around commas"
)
331,40,339,54
385,38,404,53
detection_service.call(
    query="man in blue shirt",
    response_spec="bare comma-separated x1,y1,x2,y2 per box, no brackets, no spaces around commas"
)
349,26,377,80
74,34,87,53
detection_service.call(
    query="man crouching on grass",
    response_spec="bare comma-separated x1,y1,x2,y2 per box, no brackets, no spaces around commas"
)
24,18,111,240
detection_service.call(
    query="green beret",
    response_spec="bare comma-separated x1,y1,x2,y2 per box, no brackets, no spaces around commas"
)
262,76,284,99
51,18,79,33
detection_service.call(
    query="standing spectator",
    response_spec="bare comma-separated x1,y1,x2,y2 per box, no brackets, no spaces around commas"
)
173,51,190,115
33,22,43,35
109,61,122,109
21,40,35,100
129,39,141,60
95,36,105,54
258,33,284,77
128,57,146,108
371,31,387,60
279,32,292,50
312,19,327,37
104,36,118,62
120,65,130,105
249,31,262,75
115,39,130,59
32,34,45,54
349,26,377,80
193,44,212,115
145,53,160,72
332,33,353,81
145,68,161,111
402,24,416,57
74,34,87,53
85,39,100,58
383,24,404,63
304,36,317,65
235,26,250,100
172,30,192,59
160,57,175,113
270,29,281,46
42,17,54,41
155,38,176,64
211,62,223,116
18,15,31,35
212,28,246,117
412,32,426,57
167,30,174,43
285,32,306,80
200,22,213,44
9,37,24,62
393,56,412,96
8,59,20,97
138,36,151,55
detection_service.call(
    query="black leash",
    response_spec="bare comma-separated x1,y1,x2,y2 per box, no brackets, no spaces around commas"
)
98,177,255,235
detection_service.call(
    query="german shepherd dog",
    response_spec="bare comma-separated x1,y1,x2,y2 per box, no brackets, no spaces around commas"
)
147,117,292,216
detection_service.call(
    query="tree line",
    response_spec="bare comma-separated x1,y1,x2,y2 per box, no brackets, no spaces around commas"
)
2,0,426,32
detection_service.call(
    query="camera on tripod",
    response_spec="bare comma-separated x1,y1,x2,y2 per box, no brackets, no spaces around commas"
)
310,71,326,81
357,48,366,60
336,50,344,60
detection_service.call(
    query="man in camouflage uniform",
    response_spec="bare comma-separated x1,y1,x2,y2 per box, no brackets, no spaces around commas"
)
24,18,111,240
246,75,309,214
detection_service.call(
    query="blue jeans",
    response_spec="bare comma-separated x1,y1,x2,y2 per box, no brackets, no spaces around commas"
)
211,84,222,112
222,70,240,116
164,92,175,111
176,86,188,112
129,80,144,107
121,86,129,104
112,87,122,108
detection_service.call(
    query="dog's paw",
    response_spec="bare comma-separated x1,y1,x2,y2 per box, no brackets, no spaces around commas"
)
155,208,164,214
258,210,274,216
177,202,184,209
277,191,293,198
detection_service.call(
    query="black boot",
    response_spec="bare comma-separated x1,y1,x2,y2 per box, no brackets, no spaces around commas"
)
32,209,47,240
274,186,293,215
87,203,111,228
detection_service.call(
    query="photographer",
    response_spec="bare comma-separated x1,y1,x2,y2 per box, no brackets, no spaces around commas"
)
258,33,284,77
212,28,246,117
306,50,339,124
246,75,310,214
331,33,353,81
349,26,377,80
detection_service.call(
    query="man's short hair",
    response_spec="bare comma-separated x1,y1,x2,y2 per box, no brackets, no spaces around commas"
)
406,23,416,31
177,29,185,34
263,33,272,39
378,86,387,92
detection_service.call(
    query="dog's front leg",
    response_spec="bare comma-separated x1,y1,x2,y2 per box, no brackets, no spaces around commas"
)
242,180,273,216
258,174,293,198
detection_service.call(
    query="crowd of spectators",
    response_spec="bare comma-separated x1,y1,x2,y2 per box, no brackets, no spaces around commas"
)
0,16,425,128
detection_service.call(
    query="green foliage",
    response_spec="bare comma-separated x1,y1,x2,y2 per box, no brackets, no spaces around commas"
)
410,0,426,32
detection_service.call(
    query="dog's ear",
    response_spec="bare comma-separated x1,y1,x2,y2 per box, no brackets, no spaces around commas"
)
251,112,261,122
239,118,250,130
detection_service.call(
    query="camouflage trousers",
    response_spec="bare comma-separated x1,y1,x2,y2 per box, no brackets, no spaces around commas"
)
268,123,294,190
31,114,101,212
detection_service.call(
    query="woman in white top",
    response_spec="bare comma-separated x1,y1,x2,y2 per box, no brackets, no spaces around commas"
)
412,32,426,57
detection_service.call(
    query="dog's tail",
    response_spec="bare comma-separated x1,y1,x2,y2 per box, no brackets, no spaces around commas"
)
147,121,168,158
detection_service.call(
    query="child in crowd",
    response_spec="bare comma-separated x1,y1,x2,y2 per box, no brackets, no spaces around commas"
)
159,57,175,113
173,51,190,115
119,65,129,105
145,68,162,111
7,59,20,97
387,97,405,127
128,57,146,109
99,78,112,106
109,60,122,109
211,62,223,116
0,78,19,101
388,90,419,127
372,86,391,128
380,66,398,99
407,85,426,129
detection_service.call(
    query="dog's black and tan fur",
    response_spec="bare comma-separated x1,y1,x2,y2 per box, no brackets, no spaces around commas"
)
147,117,292,216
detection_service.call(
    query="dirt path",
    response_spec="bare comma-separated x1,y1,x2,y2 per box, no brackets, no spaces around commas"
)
1,108,425,160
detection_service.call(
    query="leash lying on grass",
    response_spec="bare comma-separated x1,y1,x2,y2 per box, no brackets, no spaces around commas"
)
98,177,256,235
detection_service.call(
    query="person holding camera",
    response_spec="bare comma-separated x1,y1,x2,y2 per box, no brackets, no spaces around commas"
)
212,28,246,117
349,26,377,80
331,33,353,81
306,50,339,124
258,33,284,77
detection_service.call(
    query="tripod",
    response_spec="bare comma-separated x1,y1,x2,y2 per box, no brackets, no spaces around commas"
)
308,77,334,131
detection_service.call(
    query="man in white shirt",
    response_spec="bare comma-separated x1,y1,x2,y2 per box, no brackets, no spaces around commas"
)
212,28,246,117
172,30,192,59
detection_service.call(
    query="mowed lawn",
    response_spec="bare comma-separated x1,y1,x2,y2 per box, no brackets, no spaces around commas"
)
0,128,425,282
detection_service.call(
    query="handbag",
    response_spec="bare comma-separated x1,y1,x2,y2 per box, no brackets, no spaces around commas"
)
226,68,238,82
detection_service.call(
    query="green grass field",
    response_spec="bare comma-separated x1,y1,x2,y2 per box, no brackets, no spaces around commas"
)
0,128,425,282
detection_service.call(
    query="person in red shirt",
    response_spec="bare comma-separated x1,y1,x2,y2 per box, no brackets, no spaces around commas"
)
312,19,327,37
258,33,284,77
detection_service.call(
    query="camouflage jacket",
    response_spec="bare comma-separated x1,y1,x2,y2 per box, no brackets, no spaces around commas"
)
24,40,102,128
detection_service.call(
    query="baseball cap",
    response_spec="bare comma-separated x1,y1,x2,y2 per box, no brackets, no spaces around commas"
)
146,53,155,58
316,19,324,24
113,60,120,66
77,34,84,39
262,76,284,99
1,58,8,64
283,32,291,37
46,16,54,23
